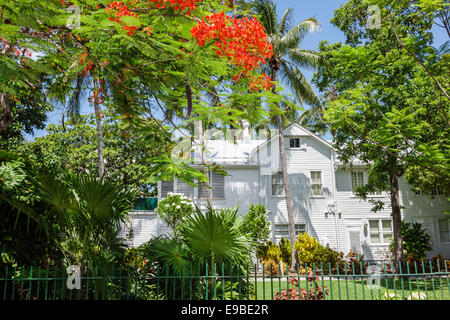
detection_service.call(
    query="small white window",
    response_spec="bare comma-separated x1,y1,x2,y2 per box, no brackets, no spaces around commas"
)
438,219,450,243
272,172,284,196
274,224,306,243
368,219,392,244
289,138,300,148
310,171,323,196
352,171,382,195
351,171,364,191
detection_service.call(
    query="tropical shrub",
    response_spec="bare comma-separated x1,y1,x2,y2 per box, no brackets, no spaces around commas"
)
263,259,281,276
273,273,328,300
240,203,270,245
155,193,195,238
294,233,347,269
139,206,255,299
265,243,282,264
279,238,292,266
388,221,432,263
294,233,322,265
345,250,366,274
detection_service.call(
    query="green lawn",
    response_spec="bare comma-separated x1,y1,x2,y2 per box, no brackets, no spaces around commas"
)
252,276,450,300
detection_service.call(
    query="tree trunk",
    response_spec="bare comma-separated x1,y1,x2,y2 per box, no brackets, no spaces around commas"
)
271,69,297,272
276,114,297,272
93,81,105,180
0,92,13,133
198,122,213,208
390,171,404,268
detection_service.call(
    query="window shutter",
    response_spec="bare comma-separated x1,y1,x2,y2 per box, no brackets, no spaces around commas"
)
211,171,225,199
160,181,174,198
176,179,194,199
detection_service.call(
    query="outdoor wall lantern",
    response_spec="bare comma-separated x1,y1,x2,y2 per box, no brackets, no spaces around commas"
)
325,202,341,219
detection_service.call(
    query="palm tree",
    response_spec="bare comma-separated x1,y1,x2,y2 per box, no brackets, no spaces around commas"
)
250,0,322,270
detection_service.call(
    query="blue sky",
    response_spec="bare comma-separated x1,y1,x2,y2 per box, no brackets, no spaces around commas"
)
25,0,448,141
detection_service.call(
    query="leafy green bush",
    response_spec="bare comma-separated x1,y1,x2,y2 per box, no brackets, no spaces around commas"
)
390,221,432,262
294,233,323,265
279,238,292,265
139,206,254,300
240,203,270,244
155,193,195,237
294,233,345,267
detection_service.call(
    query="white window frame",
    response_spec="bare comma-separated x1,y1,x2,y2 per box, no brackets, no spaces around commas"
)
271,172,285,197
289,138,300,149
274,224,306,243
350,170,383,197
368,219,393,245
309,170,323,197
437,218,450,244
351,171,364,191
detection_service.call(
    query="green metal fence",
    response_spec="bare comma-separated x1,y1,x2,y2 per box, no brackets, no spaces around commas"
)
1,260,449,300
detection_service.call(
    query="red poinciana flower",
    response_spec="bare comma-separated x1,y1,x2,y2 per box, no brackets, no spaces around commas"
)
149,0,203,13
191,12,274,91
106,1,141,36
249,73,274,92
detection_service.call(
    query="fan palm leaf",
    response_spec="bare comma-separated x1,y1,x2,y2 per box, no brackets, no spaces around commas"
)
179,207,253,266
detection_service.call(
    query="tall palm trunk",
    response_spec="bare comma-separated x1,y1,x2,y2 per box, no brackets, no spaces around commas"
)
272,68,297,271
93,80,105,180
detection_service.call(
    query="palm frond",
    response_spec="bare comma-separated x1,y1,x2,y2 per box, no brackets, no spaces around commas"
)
280,17,320,50
278,7,293,35
280,61,321,107
287,48,320,70
250,0,279,35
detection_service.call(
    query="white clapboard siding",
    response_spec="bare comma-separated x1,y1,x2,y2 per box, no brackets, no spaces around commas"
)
124,212,159,247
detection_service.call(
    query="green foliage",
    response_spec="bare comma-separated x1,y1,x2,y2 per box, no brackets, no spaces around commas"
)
240,203,270,245
179,207,254,266
17,111,172,195
139,206,255,299
279,238,292,265
294,233,345,266
390,221,433,261
155,193,195,237
315,0,449,197
0,160,26,190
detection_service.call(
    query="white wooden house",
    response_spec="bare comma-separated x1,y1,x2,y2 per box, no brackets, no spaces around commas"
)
124,123,450,260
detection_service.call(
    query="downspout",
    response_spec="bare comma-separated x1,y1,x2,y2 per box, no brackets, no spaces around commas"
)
331,148,341,252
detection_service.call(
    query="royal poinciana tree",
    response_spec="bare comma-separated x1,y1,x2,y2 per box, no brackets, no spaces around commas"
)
1,0,280,185
313,0,449,264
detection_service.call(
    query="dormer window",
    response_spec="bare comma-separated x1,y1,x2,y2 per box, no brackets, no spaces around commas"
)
289,138,300,148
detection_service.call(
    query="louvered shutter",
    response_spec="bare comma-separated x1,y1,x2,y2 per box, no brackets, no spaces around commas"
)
211,171,225,199
160,181,174,198
176,179,194,199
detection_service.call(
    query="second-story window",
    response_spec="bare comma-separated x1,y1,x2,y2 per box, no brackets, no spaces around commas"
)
310,171,323,196
289,138,300,148
272,172,284,196
351,171,364,191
